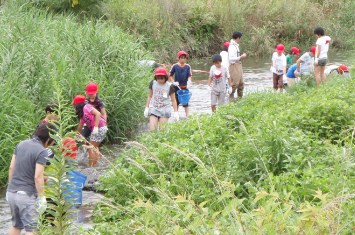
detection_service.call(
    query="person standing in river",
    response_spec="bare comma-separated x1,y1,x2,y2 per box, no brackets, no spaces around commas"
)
271,44,287,93
314,27,331,87
220,42,230,91
228,31,247,99
6,123,57,235
169,51,192,117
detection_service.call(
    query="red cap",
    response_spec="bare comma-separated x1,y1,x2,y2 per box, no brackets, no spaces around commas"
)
291,47,300,55
177,51,188,58
223,42,230,48
63,137,77,160
310,46,316,54
276,44,285,53
155,68,167,76
72,95,86,105
338,65,348,72
86,82,98,95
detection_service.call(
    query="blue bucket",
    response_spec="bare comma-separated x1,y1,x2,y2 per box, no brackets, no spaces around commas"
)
177,90,192,106
64,171,87,206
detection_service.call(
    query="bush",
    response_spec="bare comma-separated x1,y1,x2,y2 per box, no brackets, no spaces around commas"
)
0,1,152,185
94,77,355,233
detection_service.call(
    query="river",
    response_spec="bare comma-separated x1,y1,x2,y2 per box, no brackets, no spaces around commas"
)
0,50,353,234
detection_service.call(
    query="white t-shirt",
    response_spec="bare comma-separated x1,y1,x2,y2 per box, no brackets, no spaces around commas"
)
220,51,229,69
209,65,230,93
324,65,339,75
272,52,286,75
299,52,314,75
315,36,331,59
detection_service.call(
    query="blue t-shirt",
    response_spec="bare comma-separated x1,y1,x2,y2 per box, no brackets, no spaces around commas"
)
286,64,297,79
169,63,192,87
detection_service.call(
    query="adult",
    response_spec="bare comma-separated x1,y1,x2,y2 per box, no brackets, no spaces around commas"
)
7,123,56,235
228,31,247,98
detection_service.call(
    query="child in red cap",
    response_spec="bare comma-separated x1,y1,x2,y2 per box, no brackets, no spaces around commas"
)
325,65,350,78
81,82,107,139
271,44,287,92
286,47,300,71
144,68,179,131
296,46,316,77
169,51,192,117
73,95,107,167
220,42,230,91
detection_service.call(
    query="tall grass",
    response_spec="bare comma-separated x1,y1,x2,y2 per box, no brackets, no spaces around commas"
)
0,1,152,186
99,0,355,61
90,76,355,234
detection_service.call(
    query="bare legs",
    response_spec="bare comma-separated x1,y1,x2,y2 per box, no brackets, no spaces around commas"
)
314,65,326,87
149,115,169,132
88,141,100,167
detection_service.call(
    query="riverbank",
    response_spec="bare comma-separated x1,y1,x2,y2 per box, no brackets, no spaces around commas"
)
37,0,355,61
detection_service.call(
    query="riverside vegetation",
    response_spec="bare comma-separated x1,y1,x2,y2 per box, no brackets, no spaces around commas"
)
0,1,153,186
34,0,355,60
87,76,355,234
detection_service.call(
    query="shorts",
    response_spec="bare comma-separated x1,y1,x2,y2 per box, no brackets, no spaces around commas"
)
81,125,91,138
287,77,296,86
89,126,108,143
211,91,226,106
7,191,39,232
273,73,283,89
149,108,171,118
174,86,189,107
229,62,244,90
318,58,327,66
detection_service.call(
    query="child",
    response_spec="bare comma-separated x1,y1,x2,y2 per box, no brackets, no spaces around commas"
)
144,68,179,132
207,54,232,112
169,51,192,117
228,31,247,98
325,65,350,78
220,42,230,90
73,95,108,167
286,47,300,71
296,46,316,77
31,101,59,138
82,82,107,138
314,27,331,87
271,44,287,92
285,64,299,86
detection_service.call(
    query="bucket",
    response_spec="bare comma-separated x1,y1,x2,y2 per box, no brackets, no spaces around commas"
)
64,171,87,207
177,89,192,106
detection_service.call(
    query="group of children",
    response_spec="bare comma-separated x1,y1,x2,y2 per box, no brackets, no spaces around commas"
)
271,26,350,92
145,31,248,131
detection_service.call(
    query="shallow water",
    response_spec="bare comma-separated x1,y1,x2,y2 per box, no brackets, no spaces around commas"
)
0,50,353,233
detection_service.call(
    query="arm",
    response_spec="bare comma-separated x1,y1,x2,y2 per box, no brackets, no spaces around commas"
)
228,77,232,87
228,46,241,61
296,58,303,72
316,45,321,59
207,77,212,87
170,93,178,112
35,163,45,196
169,65,175,83
100,107,107,121
90,108,101,128
77,123,84,133
8,154,16,182
145,89,153,108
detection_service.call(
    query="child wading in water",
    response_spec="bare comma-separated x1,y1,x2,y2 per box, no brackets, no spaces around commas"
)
144,68,179,132
271,44,287,92
81,82,107,138
169,51,192,117
314,27,331,87
207,54,231,112
285,47,300,71
73,95,108,167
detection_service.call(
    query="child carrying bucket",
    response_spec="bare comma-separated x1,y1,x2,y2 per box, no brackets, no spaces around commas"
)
169,51,192,117
207,54,231,112
73,95,108,167
144,68,179,132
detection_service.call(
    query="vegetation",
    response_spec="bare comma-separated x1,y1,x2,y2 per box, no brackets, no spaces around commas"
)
0,1,152,186
89,75,355,234
31,0,355,61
